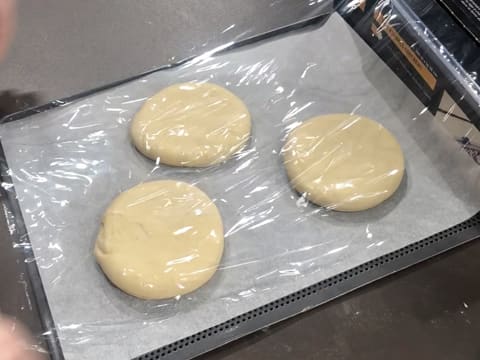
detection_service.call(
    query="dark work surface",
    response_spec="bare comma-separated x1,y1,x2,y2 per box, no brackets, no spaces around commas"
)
1,1,480,359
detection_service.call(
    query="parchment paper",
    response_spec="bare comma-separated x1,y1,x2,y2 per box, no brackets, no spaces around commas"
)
1,14,479,360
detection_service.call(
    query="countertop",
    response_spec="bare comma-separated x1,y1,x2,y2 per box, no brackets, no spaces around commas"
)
0,1,479,359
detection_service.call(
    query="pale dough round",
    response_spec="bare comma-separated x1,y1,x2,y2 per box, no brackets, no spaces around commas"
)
283,114,405,212
94,180,224,300
130,82,251,167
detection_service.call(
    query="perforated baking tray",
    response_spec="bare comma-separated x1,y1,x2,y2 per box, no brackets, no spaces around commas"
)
1,11,480,360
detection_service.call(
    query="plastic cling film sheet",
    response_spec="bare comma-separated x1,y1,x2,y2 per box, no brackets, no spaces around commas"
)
1,13,480,360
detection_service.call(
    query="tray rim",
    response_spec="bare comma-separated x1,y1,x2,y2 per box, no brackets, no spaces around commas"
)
136,213,480,360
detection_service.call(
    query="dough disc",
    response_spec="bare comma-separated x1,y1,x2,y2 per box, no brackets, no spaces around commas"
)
283,114,405,212
94,180,224,300
130,82,251,167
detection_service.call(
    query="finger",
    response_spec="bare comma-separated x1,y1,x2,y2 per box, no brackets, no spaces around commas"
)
0,0,16,60
0,318,43,360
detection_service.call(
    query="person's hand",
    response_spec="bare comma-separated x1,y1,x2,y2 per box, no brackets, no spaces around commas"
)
0,317,42,360
0,0,15,60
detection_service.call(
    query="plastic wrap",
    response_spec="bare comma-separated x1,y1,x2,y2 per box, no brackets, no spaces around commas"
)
2,4,480,360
